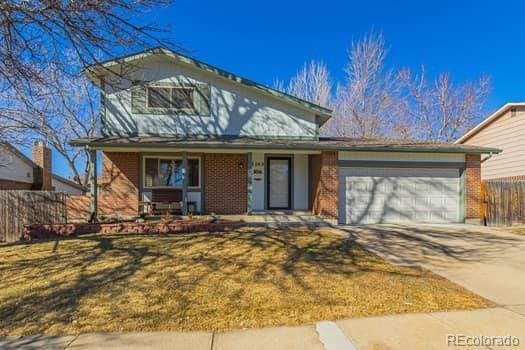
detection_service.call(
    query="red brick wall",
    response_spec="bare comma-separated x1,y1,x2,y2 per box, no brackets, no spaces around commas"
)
67,195,91,221
465,153,481,222
99,152,140,217
0,179,33,190
309,151,339,219
204,153,247,214
32,142,52,190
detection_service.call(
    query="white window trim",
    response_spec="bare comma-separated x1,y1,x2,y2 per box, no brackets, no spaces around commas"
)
146,86,196,112
143,155,201,190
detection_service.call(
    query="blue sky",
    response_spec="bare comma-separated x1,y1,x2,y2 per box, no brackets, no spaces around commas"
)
162,0,524,110
51,0,525,177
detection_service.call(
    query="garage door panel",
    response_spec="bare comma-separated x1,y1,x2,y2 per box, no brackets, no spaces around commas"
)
428,197,447,208
413,211,431,222
339,167,460,224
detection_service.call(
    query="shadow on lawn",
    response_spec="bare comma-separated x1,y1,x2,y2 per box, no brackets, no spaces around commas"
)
0,235,155,334
0,227,458,335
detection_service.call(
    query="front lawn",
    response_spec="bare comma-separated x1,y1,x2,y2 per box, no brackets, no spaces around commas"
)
0,226,490,335
510,227,525,235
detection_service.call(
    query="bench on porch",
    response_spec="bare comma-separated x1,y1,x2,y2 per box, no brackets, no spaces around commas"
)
139,189,196,215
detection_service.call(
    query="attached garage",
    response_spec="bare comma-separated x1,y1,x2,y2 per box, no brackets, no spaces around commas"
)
338,152,465,225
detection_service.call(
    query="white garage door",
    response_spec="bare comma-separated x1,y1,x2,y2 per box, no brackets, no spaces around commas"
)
339,167,461,224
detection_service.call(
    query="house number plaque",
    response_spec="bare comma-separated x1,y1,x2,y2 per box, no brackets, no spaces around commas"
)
253,161,264,181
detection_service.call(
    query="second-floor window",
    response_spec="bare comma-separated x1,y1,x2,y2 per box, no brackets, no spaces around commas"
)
147,86,195,111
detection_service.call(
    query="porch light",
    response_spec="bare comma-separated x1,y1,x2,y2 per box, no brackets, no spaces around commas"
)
239,161,245,169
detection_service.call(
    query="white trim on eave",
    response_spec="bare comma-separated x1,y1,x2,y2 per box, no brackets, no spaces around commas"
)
456,102,525,144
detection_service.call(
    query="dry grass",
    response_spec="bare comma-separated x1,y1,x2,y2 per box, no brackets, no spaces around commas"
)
0,226,490,336
510,227,525,235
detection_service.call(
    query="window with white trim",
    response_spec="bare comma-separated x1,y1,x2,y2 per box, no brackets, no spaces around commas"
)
144,157,200,188
147,86,195,110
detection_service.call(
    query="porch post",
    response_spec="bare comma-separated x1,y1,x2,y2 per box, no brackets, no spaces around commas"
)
88,148,98,222
247,152,253,214
182,151,188,215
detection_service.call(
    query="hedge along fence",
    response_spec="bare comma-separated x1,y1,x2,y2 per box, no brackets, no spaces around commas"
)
482,180,525,226
0,191,68,242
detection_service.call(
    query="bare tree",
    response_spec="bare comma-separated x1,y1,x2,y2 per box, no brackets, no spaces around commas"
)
0,55,99,185
0,0,177,91
278,61,332,108
398,67,491,142
279,32,489,142
323,32,407,138
0,0,177,183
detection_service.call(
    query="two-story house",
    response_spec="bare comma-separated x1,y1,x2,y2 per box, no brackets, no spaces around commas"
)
72,47,499,224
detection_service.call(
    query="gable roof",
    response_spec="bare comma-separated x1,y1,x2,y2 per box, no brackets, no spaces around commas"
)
1,142,38,169
85,46,333,124
52,174,87,192
456,102,525,144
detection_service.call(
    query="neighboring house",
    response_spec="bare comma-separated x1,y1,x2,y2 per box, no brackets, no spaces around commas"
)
0,141,86,195
457,102,525,181
71,47,499,224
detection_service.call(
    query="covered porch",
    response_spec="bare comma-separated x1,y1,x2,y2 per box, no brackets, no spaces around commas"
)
84,146,332,221
136,150,317,215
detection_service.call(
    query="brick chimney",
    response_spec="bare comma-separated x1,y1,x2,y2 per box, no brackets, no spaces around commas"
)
32,140,52,190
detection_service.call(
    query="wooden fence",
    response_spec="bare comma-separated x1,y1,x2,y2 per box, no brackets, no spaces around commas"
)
482,180,525,226
0,191,68,242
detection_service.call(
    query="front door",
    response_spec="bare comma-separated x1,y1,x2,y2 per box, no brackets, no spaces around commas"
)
267,157,291,209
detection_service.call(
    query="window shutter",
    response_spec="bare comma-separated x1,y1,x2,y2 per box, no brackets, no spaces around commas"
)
131,85,148,114
194,83,211,116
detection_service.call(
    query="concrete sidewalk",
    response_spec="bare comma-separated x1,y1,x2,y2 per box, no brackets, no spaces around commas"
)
2,307,524,350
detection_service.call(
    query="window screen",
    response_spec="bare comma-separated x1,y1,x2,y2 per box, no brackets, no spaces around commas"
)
172,88,194,109
147,87,171,108
144,158,200,188
147,87,194,110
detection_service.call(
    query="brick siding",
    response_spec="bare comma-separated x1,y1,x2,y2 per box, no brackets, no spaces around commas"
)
32,143,52,190
309,151,339,220
67,195,91,221
99,152,140,217
204,153,247,214
74,150,480,224
465,153,481,222
0,179,33,190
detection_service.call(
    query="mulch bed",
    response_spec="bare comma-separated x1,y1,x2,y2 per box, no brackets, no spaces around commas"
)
22,219,245,241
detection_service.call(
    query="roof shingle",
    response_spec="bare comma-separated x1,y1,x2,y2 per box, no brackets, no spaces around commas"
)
70,136,501,154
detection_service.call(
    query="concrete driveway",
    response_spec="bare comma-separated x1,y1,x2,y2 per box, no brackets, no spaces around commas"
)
339,224,525,306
